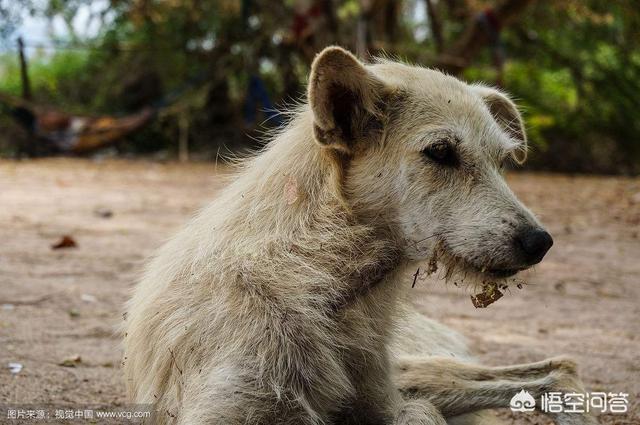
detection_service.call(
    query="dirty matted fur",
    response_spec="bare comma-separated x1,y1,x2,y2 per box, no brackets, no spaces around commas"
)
123,47,598,425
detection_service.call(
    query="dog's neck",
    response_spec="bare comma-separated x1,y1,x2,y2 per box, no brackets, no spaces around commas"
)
214,107,404,310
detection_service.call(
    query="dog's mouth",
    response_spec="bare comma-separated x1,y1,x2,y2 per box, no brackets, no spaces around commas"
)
465,262,524,280
429,242,530,308
485,267,521,279
433,243,525,282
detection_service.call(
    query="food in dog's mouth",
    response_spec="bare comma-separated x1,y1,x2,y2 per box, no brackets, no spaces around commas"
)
424,244,526,308
469,267,525,307
471,282,505,308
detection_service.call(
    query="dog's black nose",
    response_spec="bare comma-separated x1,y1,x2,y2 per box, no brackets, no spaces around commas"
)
517,227,553,265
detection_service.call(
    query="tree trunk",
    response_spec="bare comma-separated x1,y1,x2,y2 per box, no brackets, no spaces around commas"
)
436,0,537,74
425,0,444,54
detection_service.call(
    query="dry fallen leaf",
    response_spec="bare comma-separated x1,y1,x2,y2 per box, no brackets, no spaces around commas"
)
51,235,77,250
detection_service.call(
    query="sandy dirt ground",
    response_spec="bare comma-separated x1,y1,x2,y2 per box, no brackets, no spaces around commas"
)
0,158,638,424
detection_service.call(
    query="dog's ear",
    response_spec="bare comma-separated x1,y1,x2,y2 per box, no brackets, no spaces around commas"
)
308,46,388,154
474,85,528,163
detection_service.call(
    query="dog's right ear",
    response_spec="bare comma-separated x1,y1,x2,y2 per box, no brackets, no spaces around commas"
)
308,47,388,154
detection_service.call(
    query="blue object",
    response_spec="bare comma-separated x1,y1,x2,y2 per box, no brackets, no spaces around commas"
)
243,75,283,126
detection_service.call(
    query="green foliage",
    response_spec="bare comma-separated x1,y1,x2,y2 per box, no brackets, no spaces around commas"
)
0,50,90,108
0,0,638,173
500,0,640,173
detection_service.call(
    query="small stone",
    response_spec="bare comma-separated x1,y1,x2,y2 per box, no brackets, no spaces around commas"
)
81,294,97,303
58,355,82,367
8,362,22,374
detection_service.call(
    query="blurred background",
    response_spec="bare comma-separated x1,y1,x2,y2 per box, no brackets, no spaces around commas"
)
1,3,639,423
0,0,639,174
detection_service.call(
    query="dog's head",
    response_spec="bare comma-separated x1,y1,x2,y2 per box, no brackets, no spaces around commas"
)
308,47,552,281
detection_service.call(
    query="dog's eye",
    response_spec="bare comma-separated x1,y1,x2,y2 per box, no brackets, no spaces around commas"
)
422,140,458,166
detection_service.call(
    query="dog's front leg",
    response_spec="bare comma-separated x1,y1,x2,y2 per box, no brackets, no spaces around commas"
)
343,355,447,425
393,356,599,425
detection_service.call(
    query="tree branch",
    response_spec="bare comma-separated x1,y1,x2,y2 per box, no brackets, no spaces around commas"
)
435,0,538,74
425,0,444,54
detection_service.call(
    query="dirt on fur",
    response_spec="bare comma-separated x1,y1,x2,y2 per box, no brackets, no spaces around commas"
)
1,158,638,424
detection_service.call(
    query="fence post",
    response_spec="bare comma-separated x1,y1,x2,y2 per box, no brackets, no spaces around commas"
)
178,113,189,162
17,37,32,101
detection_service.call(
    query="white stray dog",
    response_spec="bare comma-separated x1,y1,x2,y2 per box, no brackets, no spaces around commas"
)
124,47,598,425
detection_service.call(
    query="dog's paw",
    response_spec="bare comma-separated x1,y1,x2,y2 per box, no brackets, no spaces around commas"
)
547,356,579,375
393,400,447,425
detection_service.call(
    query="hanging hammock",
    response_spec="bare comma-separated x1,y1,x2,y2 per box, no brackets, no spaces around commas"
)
0,91,155,153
